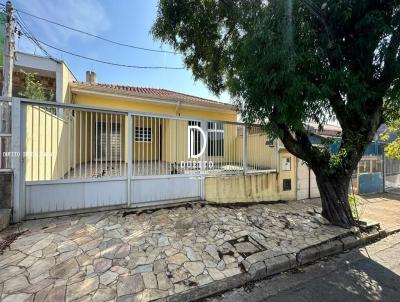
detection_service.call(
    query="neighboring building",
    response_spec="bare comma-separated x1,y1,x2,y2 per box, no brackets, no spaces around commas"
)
0,52,75,211
297,124,387,199
0,51,76,102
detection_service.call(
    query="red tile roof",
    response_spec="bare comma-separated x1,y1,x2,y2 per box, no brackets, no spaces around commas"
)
71,82,236,111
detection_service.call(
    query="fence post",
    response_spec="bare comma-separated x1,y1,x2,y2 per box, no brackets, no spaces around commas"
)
200,120,207,200
382,148,386,193
243,125,247,175
11,98,23,222
127,113,132,207
275,139,280,173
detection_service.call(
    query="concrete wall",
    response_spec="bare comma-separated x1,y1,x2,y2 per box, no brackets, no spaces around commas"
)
205,151,296,203
0,172,12,208
296,160,320,200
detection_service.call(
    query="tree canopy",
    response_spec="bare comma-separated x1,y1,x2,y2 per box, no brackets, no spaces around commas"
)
152,0,400,227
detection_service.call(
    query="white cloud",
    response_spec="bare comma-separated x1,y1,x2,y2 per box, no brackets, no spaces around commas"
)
14,0,111,46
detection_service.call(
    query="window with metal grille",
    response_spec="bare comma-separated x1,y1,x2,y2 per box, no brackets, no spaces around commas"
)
96,122,121,161
189,121,201,156
208,122,224,156
135,127,152,142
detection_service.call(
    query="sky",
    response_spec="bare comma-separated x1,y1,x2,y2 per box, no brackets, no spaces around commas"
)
11,0,231,103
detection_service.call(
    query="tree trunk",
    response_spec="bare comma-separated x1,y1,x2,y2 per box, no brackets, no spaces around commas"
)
315,174,356,228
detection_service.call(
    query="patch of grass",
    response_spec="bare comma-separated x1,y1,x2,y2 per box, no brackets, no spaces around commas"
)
348,194,363,220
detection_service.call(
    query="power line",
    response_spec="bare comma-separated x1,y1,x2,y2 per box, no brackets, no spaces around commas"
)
15,14,56,60
15,18,184,70
10,4,177,54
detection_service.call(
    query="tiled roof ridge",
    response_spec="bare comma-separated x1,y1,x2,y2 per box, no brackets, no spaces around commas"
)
73,81,233,107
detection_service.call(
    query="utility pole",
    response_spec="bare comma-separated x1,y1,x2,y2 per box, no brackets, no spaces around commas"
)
0,1,14,226
2,0,14,98
1,0,14,134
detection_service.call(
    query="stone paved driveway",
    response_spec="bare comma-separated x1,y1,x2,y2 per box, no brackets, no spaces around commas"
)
0,201,347,302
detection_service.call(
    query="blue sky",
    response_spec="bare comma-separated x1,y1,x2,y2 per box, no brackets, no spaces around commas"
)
12,0,231,103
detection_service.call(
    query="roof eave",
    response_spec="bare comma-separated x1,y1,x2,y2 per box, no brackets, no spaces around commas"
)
70,84,237,113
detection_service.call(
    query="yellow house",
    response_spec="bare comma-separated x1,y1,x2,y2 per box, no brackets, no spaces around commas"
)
16,59,297,219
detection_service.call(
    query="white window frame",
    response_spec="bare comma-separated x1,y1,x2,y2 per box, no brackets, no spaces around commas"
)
135,127,152,142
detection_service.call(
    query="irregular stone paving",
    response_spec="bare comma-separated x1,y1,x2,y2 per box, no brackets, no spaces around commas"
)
0,201,347,301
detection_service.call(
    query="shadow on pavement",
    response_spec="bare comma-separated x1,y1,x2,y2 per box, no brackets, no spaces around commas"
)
266,251,400,302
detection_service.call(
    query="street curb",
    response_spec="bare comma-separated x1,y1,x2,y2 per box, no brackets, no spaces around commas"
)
163,226,385,302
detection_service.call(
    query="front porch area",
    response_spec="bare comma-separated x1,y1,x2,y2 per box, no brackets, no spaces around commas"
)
14,99,294,220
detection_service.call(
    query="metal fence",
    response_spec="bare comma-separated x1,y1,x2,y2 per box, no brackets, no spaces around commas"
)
385,157,400,193
22,100,278,182
0,98,12,171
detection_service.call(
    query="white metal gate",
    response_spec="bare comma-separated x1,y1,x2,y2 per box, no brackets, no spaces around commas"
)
18,99,277,218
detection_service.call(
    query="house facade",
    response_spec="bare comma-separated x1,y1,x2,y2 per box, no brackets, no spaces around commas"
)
7,53,297,221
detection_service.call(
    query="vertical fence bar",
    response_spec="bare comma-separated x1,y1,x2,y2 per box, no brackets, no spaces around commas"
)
132,115,137,176
67,110,70,179
72,111,76,178
100,113,103,176
153,117,156,175
142,116,145,175
90,112,93,177
171,118,173,175
158,117,161,174
138,116,140,175
61,109,64,179
56,108,59,179
79,111,82,178
227,124,230,172
95,112,98,177
74,110,77,178
110,114,113,176
119,114,122,176
44,107,47,180
243,125,247,174
146,116,149,176
85,111,87,178
383,151,386,192
37,107,41,181
127,113,133,206
30,105,33,180
106,113,108,176
50,107,53,180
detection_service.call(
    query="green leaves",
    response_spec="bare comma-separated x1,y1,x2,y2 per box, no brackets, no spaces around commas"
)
152,0,399,172
18,72,46,101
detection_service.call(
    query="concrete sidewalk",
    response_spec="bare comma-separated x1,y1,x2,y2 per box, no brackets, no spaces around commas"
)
357,193,400,234
0,200,352,302
211,231,400,302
